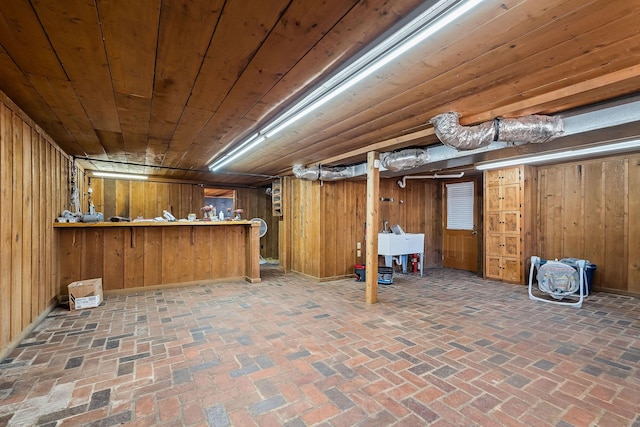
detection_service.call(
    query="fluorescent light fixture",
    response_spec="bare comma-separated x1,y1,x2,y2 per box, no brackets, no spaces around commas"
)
475,139,640,170
92,171,148,180
208,0,484,172
209,135,266,172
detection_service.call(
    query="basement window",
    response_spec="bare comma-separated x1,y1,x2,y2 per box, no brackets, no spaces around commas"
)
446,181,474,230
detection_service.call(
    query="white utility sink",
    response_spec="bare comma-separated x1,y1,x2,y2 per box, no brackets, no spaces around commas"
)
378,233,424,256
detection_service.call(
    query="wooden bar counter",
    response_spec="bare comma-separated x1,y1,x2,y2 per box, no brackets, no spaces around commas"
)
55,220,261,296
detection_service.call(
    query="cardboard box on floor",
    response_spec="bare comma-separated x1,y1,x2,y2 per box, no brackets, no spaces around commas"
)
68,278,103,310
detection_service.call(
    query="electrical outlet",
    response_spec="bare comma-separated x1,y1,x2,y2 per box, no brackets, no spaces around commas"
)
356,242,361,249
357,250,362,257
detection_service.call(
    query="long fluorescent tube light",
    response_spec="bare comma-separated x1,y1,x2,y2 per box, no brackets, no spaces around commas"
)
475,139,640,170
209,0,484,172
210,135,266,172
92,171,148,180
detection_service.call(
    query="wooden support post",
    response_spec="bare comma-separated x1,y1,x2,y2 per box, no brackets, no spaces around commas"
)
366,151,380,304
278,177,292,273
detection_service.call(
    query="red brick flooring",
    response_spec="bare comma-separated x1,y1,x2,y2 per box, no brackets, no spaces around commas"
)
1,266,639,426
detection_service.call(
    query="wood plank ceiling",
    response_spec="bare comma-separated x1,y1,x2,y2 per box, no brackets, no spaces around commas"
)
0,0,639,186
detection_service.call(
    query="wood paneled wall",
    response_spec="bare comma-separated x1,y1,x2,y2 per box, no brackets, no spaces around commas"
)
320,180,367,279
88,177,204,220
0,92,74,359
377,178,442,268
86,180,279,259
290,179,322,277
235,186,279,259
286,177,441,280
537,153,640,295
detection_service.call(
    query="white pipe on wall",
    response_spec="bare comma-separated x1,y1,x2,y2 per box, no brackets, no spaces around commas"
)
397,172,464,188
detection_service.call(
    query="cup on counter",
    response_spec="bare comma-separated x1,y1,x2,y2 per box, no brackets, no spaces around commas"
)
187,213,197,221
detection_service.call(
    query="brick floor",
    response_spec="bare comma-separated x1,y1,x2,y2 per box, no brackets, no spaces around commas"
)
1,266,639,426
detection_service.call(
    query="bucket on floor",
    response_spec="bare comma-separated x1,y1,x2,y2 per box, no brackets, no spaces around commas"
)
354,264,366,282
378,266,393,284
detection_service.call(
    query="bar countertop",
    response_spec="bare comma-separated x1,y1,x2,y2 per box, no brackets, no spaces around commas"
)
56,218,262,290
53,220,258,228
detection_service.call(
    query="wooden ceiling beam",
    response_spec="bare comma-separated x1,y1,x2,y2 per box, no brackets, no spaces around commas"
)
467,64,640,122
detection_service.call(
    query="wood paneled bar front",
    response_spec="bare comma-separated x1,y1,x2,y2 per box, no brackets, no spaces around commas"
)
55,221,261,296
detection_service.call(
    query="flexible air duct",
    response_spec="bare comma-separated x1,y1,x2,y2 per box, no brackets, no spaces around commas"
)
292,163,359,181
292,164,320,181
380,148,430,172
318,165,355,181
429,112,564,151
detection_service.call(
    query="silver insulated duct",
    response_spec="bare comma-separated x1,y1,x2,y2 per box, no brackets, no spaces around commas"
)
293,147,430,181
292,164,359,181
292,164,320,181
380,148,430,172
429,112,564,150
